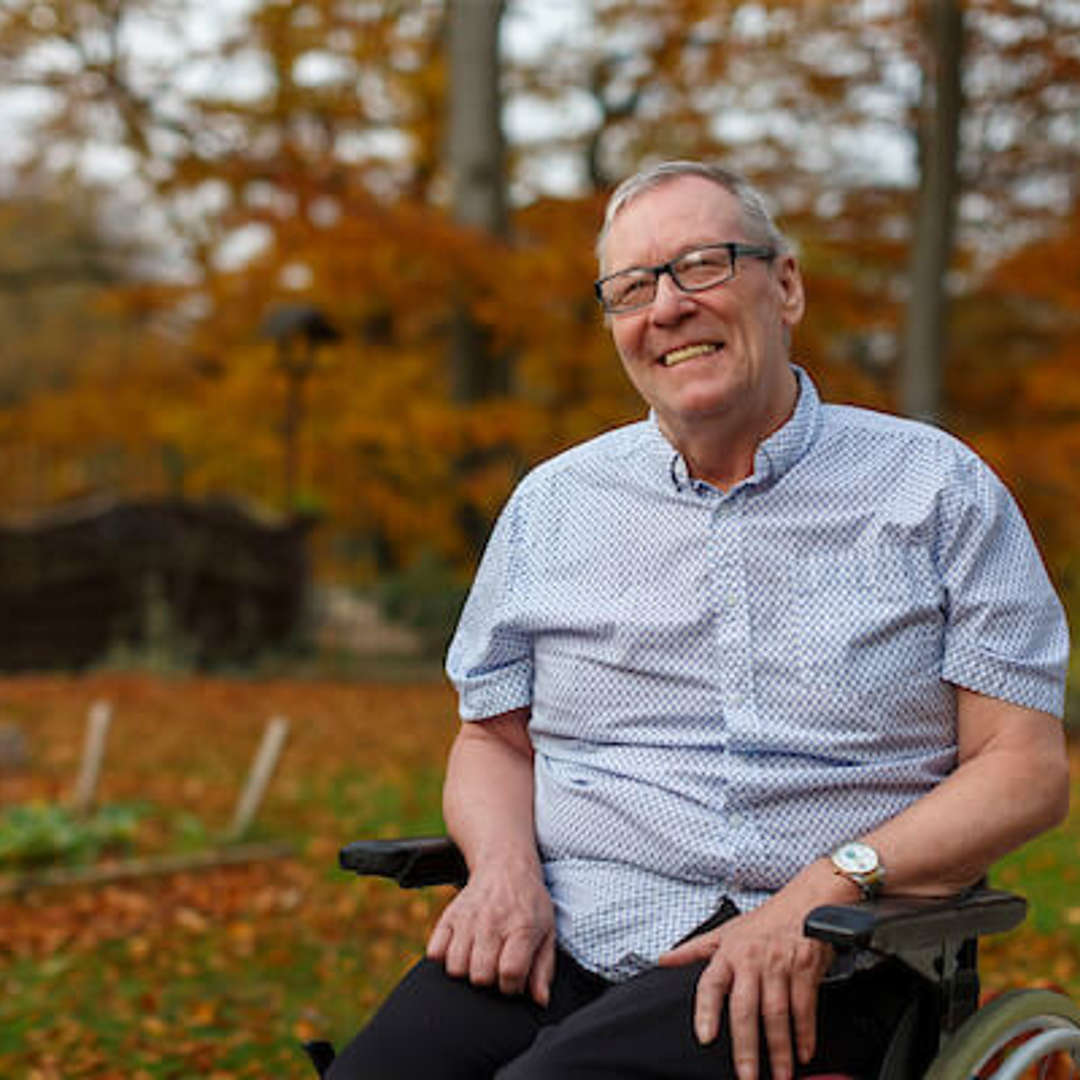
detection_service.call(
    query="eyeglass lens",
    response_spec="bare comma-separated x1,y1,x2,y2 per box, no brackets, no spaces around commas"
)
600,246,735,312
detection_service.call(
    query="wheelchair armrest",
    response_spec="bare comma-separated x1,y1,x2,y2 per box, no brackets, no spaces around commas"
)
338,835,468,889
804,887,1026,954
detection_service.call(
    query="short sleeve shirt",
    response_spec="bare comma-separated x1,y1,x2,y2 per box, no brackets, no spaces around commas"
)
445,366,1069,981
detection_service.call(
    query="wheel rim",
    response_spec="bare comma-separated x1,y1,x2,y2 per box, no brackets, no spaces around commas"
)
975,1025,1080,1080
925,989,1080,1080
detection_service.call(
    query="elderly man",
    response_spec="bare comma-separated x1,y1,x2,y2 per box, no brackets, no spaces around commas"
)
328,161,1069,1080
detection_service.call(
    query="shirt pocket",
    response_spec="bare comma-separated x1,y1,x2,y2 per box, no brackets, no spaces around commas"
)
789,546,943,688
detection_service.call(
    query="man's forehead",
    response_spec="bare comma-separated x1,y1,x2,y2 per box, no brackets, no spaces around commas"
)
602,176,743,267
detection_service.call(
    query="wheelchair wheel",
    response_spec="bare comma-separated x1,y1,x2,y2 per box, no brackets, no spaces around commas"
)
924,988,1080,1080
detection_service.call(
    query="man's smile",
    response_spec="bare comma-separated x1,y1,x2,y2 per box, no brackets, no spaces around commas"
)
660,342,724,367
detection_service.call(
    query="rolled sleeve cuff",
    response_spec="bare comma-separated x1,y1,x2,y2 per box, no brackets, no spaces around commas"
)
942,642,1066,718
453,660,534,721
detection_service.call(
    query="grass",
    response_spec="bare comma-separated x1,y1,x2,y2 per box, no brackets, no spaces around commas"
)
0,672,457,1078
0,672,1078,1077
982,769,1080,998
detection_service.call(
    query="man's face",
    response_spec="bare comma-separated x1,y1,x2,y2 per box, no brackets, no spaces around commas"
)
600,176,804,439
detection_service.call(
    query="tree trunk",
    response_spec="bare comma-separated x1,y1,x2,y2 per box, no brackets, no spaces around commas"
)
900,0,964,425
445,0,512,557
447,0,509,405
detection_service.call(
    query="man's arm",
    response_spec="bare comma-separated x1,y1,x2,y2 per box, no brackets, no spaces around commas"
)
861,689,1069,894
659,690,1070,1080
425,707,556,1005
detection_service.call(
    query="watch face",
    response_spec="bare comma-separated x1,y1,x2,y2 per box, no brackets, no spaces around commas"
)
834,842,878,875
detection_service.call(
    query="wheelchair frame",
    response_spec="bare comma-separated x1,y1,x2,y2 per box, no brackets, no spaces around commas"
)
306,836,1080,1080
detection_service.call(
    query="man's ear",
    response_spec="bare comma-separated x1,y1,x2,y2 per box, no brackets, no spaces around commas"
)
775,254,805,328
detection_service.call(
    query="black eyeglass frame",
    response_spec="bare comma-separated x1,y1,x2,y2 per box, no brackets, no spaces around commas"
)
594,242,777,315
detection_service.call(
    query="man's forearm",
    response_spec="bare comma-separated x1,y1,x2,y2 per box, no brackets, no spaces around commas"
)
443,708,541,875
859,711,1068,897
716,694,1071,939
431,708,556,1004
831,692,1069,900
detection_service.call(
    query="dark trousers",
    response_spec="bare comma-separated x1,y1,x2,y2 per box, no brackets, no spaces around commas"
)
327,950,916,1079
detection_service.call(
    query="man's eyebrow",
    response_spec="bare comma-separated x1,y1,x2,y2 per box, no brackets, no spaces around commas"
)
607,241,731,275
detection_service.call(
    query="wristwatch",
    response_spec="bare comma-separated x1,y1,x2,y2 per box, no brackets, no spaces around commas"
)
831,841,886,899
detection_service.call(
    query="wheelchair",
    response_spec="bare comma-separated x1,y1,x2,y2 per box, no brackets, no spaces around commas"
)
304,836,1080,1079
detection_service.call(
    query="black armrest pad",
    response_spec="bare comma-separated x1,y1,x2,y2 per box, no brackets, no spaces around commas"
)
338,836,468,889
804,888,1026,952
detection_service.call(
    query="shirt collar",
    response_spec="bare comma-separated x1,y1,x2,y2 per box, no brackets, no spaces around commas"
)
646,364,821,494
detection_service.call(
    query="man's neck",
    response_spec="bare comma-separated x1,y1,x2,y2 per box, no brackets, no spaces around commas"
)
658,367,799,492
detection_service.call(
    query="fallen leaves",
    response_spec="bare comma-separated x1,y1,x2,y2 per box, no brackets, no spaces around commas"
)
0,673,1076,1076
0,861,315,960
0,673,455,1076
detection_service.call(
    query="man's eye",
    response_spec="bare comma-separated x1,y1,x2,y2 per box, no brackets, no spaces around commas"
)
613,276,652,303
676,252,730,285
679,251,727,272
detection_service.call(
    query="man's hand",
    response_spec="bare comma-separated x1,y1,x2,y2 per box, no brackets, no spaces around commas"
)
433,709,555,1004
657,893,832,1080
426,857,556,1007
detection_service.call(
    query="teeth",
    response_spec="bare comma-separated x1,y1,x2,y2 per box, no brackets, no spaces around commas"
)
662,343,716,367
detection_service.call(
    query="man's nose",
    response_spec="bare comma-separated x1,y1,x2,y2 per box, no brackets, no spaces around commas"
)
650,270,694,322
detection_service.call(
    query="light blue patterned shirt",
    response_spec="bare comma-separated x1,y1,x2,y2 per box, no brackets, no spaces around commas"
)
446,366,1068,981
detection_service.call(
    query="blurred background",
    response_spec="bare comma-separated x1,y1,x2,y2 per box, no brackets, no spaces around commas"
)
0,1,1078,1076
0,0,1077,680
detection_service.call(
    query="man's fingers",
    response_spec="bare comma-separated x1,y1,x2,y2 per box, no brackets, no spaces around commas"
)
694,952,734,1045
726,969,762,1080
790,942,826,1064
426,875,556,1003
442,922,475,980
425,918,451,962
657,928,722,967
759,958,795,1080
528,931,556,1007
469,929,502,987
683,912,830,1080
428,890,556,1001
494,929,540,996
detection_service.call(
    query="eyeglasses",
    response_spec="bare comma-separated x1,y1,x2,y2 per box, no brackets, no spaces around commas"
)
594,242,776,315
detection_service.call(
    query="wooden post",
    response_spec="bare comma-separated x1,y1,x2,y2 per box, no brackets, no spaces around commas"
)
72,700,112,816
1,841,296,897
228,716,289,841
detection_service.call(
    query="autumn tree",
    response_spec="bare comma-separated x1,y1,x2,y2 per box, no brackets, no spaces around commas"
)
949,196,1080,596
0,182,131,406
505,1,1080,410
1,0,1079,593
0,0,468,556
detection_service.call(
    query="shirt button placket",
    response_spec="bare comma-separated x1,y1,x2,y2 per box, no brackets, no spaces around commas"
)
711,493,754,886
711,495,753,722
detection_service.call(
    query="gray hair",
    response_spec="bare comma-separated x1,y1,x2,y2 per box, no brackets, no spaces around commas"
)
595,160,790,269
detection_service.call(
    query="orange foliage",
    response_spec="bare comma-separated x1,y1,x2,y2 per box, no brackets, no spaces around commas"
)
947,202,1080,592
0,0,1078,599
